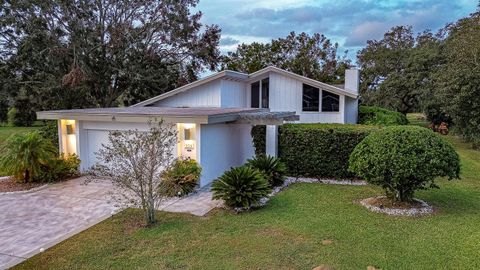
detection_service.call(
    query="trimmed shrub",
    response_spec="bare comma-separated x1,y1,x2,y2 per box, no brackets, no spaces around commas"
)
251,125,266,156
35,154,81,182
247,155,286,187
279,124,377,179
211,166,271,209
349,126,460,202
359,105,409,126
160,158,202,197
39,121,59,150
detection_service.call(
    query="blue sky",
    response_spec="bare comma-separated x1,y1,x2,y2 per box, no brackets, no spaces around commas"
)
196,0,477,62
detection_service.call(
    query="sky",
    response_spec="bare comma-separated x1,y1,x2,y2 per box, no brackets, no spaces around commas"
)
196,0,478,63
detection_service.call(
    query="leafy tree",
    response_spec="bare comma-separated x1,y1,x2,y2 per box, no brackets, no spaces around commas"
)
435,8,480,145
357,26,443,114
0,0,221,110
88,120,177,226
221,32,351,84
349,126,460,202
0,132,57,182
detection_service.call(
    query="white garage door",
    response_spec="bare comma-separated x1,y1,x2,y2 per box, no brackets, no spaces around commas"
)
86,129,110,168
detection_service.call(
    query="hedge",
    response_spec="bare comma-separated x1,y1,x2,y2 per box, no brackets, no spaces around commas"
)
278,124,378,179
358,105,409,126
251,125,266,156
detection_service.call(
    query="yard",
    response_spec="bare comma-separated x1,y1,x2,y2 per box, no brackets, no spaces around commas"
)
13,134,480,269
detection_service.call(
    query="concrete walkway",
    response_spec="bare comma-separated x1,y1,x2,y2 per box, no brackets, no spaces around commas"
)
0,177,219,269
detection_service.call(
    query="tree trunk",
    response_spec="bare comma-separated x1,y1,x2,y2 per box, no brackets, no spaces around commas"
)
24,169,30,183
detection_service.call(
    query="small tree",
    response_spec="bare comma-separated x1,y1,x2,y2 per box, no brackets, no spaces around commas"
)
0,132,57,182
89,120,177,226
349,126,460,202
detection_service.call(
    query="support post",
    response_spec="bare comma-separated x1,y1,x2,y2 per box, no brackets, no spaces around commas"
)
265,125,278,157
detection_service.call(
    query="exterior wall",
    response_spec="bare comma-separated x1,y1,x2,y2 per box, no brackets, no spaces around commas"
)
199,123,254,186
262,72,345,123
344,97,359,124
151,80,222,107
220,79,247,107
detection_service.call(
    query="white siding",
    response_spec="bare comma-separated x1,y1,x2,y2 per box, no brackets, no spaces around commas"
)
344,97,358,124
200,123,254,186
151,80,221,107
268,72,345,123
220,79,247,107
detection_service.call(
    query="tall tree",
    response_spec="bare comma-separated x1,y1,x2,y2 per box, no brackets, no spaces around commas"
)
221,32,350,84
357,26,443,114
435,8,480,144
0,0,221,110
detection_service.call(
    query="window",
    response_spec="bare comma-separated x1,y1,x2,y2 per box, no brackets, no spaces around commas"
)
251,78,269,108
261,78,269,108
302,84,319,111
322,90,340,112
251,81,260,108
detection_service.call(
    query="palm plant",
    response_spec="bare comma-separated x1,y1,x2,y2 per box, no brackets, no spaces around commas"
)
0,132,57,182
212,166,271,209
246,155,287,187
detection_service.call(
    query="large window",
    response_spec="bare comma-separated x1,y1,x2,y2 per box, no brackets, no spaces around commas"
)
251,78,269,108
302,84,319,111
261,78,269,108
251,81,260,108
322,90,340,112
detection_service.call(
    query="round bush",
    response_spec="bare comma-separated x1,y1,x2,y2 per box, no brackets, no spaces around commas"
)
211,166,271,209
246,155,287,187
160,158,201,197
349,126,460,202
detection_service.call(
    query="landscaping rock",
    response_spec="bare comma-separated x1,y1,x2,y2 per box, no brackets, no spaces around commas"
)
360,196,433,217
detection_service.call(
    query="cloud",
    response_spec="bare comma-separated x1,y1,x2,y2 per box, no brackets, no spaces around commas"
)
197,0,478,59
219,37,240,46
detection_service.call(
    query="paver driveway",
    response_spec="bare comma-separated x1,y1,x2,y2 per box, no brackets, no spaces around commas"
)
0,178,117,269
0,177,220,269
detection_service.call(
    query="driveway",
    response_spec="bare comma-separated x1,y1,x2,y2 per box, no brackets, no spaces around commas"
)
0,177,220,269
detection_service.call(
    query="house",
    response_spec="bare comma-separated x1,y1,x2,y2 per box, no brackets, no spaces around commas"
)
37,66,359,186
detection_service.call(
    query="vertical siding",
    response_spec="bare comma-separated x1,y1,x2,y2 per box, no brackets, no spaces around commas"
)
151,80,221,107
268,72,345,123
220,79,247,107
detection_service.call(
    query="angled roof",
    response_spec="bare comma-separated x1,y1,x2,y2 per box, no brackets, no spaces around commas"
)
131,70,248,107
36,107,297,124
131,66,358,107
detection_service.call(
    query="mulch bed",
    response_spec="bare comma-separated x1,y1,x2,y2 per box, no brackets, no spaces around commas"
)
0,177,44,193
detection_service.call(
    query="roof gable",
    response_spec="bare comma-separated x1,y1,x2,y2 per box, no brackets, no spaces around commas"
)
131,66,357,107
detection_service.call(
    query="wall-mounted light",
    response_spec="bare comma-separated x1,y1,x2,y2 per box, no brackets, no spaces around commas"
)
66,124,75,135
183,123,194,140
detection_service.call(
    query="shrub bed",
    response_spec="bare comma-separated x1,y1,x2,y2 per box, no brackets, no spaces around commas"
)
359,105,409,126
278,124,378,179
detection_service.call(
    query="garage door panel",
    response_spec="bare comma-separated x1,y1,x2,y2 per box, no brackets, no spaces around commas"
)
86,130,110,168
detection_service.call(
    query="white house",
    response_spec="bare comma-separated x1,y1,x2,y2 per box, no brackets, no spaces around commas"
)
37,66,359,186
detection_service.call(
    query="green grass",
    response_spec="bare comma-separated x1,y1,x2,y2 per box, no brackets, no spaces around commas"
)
406,113,429,128
14,135,480,269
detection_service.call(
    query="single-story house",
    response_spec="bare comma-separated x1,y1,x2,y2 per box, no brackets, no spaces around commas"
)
37,66,359,186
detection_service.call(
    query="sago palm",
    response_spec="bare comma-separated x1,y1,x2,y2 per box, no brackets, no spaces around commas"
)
247,155,287,187
0,132,57,182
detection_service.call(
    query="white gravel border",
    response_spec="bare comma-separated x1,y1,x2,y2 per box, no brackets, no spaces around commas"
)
360,196,433,217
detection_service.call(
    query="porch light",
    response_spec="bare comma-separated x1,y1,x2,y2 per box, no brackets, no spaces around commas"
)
66,124,75,135
183,123,194,140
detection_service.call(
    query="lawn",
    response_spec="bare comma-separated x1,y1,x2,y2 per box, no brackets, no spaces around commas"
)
14,135,480,269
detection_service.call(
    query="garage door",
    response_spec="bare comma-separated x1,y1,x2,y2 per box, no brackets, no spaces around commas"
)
86,129,110,168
